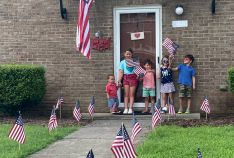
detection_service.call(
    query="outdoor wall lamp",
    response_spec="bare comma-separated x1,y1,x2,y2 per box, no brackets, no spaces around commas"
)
175,4,184,15
59,0,67,20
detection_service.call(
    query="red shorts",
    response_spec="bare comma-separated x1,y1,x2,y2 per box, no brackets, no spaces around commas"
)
123,74,138,87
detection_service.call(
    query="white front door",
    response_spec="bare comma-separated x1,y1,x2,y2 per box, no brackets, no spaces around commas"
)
113,6,162,108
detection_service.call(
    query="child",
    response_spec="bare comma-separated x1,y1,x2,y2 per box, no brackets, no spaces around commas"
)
142,59,156,113
105,74,120,113
117,48,138,114
172,54,196,114
159,55,176,113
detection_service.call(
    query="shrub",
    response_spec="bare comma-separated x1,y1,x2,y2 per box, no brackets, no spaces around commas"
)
0,64,46,115
228,67,234,92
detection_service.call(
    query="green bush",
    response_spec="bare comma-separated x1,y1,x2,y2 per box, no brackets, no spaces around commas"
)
228,67,234,92
0,64,46,115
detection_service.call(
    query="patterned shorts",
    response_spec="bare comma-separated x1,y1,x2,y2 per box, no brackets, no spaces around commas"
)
160,82,176,93
179,84,192,98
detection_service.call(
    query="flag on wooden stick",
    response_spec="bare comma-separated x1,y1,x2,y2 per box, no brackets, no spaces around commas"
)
88,96,95,118
197,148,202,158
9,114,26,144
131,113,142,143
73,99,82,123
48,107,58,132
76,0,94,59
200,96,210,114
55,97,64,110
152,103,161,129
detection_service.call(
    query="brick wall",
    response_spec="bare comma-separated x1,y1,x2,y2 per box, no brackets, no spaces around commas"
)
0,0,233,115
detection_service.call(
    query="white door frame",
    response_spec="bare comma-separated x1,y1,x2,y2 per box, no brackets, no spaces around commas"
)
113,5,162,108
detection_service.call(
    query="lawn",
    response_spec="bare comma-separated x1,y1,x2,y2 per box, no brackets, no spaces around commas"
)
137,125,234,158
0,124,78,158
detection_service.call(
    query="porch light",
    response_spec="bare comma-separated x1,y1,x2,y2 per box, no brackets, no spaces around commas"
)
175,4,184,15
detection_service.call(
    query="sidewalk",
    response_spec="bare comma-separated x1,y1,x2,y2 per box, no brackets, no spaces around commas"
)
28,118,151,158
28,113,200,158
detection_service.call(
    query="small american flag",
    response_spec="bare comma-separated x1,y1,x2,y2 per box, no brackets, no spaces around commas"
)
76,0,94,59
86,149,94,158
8,115,26,144
152,104,162,128
122,123,137,158
55,97,64,110
162,38,179,56
125,59,146,76
88,96,95,117
200,97,211,114
131,113,142,142
48,108,58,132
168,104,176,116
111,126,124,158
197,148,202,158
73,99,82,123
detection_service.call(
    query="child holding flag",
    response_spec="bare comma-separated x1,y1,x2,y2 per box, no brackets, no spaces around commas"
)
171,54,196,114
141,59,156,114
118,48,138,114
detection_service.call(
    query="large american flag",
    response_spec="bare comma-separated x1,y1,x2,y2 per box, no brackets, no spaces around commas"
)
48,108,58,132
111,124,137,158
88,96,95,118
131,114,142,143
8,115,26,144
76,0,94,59
200,97,210,114
168,104,176,116
125,59,146,76
162,38,179,56
152,105,162,128
55,97,64,110
73,99,82,123
86,149,94,158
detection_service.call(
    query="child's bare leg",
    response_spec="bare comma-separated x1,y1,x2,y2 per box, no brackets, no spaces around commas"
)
179,97,184,112
162,93,167,107
187,98,191,110
143,97,149,112
169,92,174,105
150,96,155,106
124,85,130,109
129,86,136,109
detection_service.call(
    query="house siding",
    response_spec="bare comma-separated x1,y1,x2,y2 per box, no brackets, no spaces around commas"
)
0,0,233,115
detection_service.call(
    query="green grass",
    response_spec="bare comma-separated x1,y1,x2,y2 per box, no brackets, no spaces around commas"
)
0,124,78,158
137,125,234,158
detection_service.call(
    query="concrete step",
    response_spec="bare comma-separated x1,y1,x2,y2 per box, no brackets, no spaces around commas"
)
81,113,200,120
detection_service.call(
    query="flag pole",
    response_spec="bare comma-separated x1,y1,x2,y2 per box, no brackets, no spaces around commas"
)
19,143,21,151
206,112,208,120
60,90,62,119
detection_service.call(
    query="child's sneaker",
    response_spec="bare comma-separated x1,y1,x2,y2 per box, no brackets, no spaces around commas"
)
123,108,128,114
177,108,183,114
185,108,190,114
128,108,133,114
162,107,167,113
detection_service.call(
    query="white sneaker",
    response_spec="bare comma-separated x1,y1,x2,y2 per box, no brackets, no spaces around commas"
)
123,109,128,114
128,109,133,114
162,107,167,112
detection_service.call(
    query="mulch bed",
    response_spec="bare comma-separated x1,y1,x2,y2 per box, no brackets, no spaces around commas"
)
1,116,234,127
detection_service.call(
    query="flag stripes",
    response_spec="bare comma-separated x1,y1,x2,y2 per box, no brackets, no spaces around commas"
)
76,0,94,59
73,99,82,122
168,104,176,116
48,108,58,132
152,106,161,128
200,97,211,114
131,115,142,142
8,115,26,144
125,59,146,76
88,96,95,117
162,38,179,55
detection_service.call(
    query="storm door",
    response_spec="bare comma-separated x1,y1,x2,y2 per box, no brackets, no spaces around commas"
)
114,6,162,108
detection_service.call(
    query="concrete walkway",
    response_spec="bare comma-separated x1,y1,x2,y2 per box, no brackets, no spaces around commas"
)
28,113,200,158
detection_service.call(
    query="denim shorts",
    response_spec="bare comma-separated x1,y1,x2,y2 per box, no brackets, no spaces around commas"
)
107,98,119,108
142,87,155,97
